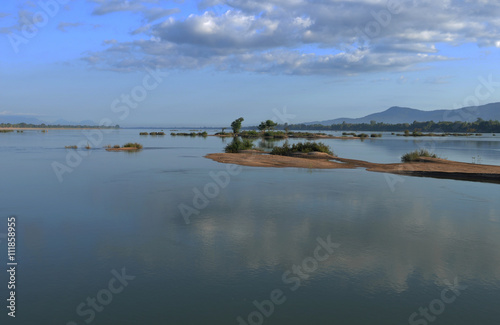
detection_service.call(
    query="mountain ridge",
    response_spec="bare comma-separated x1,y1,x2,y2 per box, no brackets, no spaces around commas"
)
306,102,500,125
0,115,97,126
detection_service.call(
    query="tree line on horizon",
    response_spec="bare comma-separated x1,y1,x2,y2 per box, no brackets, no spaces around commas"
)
0,122,120,129
282,119,500,133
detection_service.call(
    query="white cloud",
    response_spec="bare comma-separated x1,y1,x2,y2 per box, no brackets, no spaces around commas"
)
82,0,500,75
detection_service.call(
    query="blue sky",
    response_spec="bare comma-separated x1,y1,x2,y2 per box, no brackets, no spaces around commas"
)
1,0,500,126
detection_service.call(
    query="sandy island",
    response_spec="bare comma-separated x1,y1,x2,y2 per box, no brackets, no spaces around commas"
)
105,147,141,152
205,152,500,184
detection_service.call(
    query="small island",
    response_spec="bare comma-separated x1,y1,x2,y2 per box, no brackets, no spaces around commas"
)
106,143,143,152
206,136,500,184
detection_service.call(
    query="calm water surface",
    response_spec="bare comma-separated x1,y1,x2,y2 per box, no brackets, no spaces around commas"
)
1,129,499,325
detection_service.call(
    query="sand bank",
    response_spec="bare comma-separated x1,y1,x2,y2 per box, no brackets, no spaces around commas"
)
205,152,500,184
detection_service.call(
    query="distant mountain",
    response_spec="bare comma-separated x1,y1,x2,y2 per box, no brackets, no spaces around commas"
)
307,102,500,125
0,115,46,125
0,115,97,126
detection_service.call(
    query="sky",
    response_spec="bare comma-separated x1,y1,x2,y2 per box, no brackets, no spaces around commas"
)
1,0,500,126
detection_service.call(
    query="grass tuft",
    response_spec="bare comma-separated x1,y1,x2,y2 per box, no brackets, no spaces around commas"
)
401,149,437,162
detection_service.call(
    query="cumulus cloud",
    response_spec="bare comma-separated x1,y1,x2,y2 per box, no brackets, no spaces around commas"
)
83,0,500,75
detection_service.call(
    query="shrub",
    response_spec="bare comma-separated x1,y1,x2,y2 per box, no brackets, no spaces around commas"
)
271,141,333,156
0,130,14,133
140,132,148,135
358,133,369,138
262,131,287,138
401,149,437,162
370,133,382,138
240,130,260,137
113,145,120,148
224,138,254,153
123,142,143,149
65,145,78,149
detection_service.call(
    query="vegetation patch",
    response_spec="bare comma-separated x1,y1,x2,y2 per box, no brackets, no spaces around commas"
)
224,138,254,153
263,131,287,138
271,141,334,156
286,118,500,133
288,131,327,138
171,132,207,137
123,142,143,149
401,149,437,162
239,130,260,138
341,132,372,138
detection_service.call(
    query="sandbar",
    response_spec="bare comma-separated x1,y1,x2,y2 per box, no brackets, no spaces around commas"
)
205,152,500,184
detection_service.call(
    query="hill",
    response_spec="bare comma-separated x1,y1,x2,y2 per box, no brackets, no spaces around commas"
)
307,102,500,125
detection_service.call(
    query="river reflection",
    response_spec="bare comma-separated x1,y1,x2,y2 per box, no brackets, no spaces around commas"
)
2,129,500,324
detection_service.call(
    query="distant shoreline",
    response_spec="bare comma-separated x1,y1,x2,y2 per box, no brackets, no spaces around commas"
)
0,127,117,130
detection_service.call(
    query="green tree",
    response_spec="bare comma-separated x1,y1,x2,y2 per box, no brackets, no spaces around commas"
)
258,120,278,132
265,120,278,131
231,117,244,135
258,121,267,132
